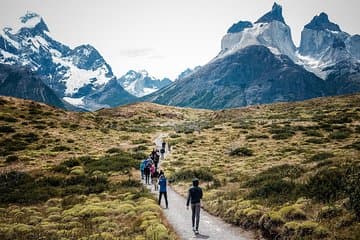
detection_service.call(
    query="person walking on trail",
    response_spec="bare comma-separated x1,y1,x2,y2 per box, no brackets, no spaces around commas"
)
140,159,146,180
144,160,151,185
186,178,203,234
152,168,159,191
158,172,168,209
160,147,165,160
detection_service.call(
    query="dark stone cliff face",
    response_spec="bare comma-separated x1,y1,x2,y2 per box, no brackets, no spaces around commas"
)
145,46,327,110
0,63,66,109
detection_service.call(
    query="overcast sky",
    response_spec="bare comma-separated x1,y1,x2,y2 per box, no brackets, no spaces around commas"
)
1,0,359,79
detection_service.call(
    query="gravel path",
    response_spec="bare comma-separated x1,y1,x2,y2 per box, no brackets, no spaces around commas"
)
143,134,256,240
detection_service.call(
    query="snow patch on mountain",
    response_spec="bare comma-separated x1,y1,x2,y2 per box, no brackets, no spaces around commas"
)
118,70,172,97
0,11,119,110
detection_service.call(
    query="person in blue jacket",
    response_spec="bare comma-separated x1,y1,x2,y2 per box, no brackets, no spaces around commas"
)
158,171,168,209
140,159,146,180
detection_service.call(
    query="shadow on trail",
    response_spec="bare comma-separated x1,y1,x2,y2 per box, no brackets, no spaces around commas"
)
194,233,210,239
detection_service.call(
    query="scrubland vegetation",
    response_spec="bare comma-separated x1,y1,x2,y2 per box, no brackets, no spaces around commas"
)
163,94,360,239
1,94,360,239
0,97,187,240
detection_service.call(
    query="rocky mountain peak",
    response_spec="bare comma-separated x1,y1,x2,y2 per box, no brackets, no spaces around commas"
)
11,11,49,34
304,12,341,32
227,21,253,33
255,2,285,24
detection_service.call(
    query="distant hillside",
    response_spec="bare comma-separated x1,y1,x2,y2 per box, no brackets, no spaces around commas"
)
0,63,72,109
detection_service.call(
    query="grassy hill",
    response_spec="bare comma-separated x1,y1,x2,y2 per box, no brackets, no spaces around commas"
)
162,94,360,239
0,94,359,239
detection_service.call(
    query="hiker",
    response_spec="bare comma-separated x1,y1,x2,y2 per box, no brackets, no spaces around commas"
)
168,142,171,152
153,153,159,170
151,149,157,160
144,160,151,184
150,163,155,177
152,168,159,191
158,171,168,208
160,147,165,160
186,178,203,234
140,159,146,180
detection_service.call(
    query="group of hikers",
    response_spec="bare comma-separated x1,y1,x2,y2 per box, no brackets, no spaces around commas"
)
139,141,203,234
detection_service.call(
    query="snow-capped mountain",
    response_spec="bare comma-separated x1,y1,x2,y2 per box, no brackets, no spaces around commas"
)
144,2,360,109
0,63,69,109
118,70,171,97
297,12,360,85
219,3,297,61
0,12,135,110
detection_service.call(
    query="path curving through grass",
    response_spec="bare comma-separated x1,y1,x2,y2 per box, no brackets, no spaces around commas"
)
144,134,256,240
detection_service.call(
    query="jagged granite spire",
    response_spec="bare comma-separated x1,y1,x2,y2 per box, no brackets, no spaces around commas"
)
304,12,341,32
255,3,285,24
17,11,49,33
227,21,253,33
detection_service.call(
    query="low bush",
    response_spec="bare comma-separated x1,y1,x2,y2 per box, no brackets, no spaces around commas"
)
132,138,149,144
304,129,323,137
229,147,253,157
269,125,296,140
0,125,15,133
51,145,71,152
305,137,327,144
246,134,269,140
305,167,346,203
106,147,122,154
346,165,360,218
170,168,214,182
329,130,351,140
5,155,19,163
344,141,360,151
245,164,304,188
0,115,17,122
307,152,334,162
248,179,299,203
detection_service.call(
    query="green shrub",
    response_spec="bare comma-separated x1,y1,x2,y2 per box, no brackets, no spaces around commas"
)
132,138,149,144
13,132,39,143
305,138,327,144
345,141,360,151
5,155,19,163
51,145,71,152
246,134,269,140
270,125,296,140
245,164,304,188
304,129,323,137
306,167,346,203
329,130,351,140
0,115,18,122
170,168,214,182
170,134,180,138
248,179,298,203
106,147,122,154
0,125,15,133
119,179,142,188
229,147,253,157
346,165,360,218
308,152,334,162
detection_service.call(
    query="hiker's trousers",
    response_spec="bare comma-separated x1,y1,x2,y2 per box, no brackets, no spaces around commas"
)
159,192,168,207
191,202,201,230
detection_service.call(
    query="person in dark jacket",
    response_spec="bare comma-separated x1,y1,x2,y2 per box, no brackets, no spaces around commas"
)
144,159,151,184
186,178,203,234
158,173,168,208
